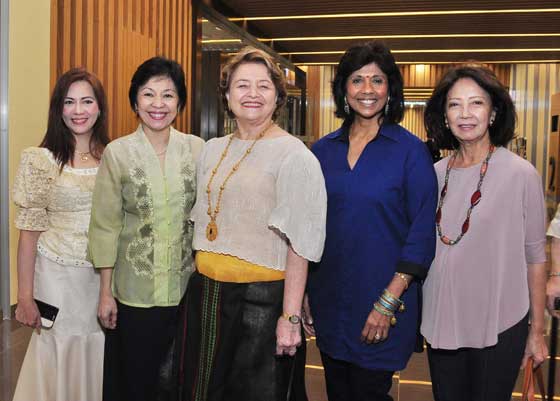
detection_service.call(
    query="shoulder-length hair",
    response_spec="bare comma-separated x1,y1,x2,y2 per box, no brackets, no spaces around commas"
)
40,68,109,167
424,65,516,150
332,41,404,126
219,46,287,120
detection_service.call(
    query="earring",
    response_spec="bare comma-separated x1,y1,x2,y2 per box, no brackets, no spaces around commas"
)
445,118,449,129
385,96,391,115
489,117,495,126
344,96,350,115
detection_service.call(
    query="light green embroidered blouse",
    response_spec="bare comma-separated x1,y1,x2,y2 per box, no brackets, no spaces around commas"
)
88,125,204,307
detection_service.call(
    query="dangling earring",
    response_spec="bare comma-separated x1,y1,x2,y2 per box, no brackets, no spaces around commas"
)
385,96,391,115
344,96,350,115
444,118,449,129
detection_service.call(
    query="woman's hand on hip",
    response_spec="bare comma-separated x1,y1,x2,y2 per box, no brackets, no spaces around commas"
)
15,297,41,332
98,293,118,329
361,308,391,344
522,329,549,368
276,317,302,356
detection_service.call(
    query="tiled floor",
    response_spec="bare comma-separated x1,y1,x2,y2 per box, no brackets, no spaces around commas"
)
1,315,559,401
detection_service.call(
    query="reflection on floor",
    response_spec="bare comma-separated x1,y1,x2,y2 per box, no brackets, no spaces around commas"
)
1,316,559,401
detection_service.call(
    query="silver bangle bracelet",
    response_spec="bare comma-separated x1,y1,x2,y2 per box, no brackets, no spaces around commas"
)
549,271,560,277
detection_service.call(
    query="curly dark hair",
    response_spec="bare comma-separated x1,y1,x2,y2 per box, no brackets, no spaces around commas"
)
424,66,516,150
332,41,404,125
219,46,287,120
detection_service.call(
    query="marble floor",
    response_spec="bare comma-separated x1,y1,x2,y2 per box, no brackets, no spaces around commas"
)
1,314,559,401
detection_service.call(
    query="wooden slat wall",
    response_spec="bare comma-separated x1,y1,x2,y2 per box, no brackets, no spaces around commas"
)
50,0,194,139
400,64,510,88
510,63,560,186
306,66,343,141
402,106,427,141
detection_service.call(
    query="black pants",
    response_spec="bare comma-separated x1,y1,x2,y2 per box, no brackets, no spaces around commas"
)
320,352,394,401
427,314,529,401
103,301,178,401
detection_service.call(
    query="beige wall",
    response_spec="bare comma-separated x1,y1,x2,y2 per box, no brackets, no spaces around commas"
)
8,1,51,304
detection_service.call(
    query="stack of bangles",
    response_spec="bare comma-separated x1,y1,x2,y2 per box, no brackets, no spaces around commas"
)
373,289,405,326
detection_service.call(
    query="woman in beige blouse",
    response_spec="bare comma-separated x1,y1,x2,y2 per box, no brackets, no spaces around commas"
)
12,68,109,401
174,46,327,401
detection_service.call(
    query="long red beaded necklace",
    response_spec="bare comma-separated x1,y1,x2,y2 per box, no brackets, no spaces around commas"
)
435,145,495,245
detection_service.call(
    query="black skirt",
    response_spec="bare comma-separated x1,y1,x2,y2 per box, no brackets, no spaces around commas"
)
173,271,308,401
103,301,178,401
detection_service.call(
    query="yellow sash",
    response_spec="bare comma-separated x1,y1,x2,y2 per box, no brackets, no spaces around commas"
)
196,251,285,283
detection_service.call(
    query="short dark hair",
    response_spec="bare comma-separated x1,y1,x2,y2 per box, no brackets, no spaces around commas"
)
128,57,187,112
220,46,287,120
40,68,109,168
332,41,404,125
424,66,516,150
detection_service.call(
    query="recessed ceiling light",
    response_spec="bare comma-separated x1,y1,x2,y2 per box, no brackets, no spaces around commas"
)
229,8,560,22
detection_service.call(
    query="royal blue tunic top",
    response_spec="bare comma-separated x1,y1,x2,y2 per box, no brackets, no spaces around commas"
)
308,123,438,371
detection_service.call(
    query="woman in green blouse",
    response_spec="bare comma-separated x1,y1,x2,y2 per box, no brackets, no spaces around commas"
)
88,57,204,401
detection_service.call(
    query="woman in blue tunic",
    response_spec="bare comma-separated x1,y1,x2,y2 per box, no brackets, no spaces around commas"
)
306,41,438,401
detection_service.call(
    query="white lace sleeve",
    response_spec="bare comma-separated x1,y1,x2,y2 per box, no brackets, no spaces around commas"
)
12,148,55,231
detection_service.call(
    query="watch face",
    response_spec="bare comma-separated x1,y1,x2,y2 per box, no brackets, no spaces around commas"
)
288,315,301,324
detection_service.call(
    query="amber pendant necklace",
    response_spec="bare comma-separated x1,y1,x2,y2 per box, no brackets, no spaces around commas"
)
435,145,495,245
205,121,275,241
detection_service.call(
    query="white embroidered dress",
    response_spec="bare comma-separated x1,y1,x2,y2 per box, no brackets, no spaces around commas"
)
12,147,104,401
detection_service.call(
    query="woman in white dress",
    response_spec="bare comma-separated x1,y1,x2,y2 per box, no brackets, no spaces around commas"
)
12,68,109,401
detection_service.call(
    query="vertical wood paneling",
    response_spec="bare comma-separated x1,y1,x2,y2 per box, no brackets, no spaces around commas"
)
62,2,71,72
50,0,59,89
51,0,194,139
399,64,510,88
510,63,560,190
402,106,426,141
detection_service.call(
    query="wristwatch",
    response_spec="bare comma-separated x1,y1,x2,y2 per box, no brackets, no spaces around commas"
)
281,312,301,324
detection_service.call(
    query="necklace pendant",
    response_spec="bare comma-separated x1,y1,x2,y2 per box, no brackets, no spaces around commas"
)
80,155,89,162
206,220,218,241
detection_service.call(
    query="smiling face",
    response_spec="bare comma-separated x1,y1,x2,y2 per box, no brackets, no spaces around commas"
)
445,77,496,146
62,80,100,136
226,62,277,124
136,75,179,135
345,62,389,122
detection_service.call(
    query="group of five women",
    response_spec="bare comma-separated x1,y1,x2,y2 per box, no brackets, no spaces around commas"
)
11,40,552,401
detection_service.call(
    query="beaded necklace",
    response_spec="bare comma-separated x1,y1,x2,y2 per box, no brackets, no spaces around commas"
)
205,121,275,241
435,145,495,245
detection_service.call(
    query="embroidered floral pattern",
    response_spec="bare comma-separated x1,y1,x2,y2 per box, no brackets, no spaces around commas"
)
126,167,155,277
13,147,97,265
181,158,197,275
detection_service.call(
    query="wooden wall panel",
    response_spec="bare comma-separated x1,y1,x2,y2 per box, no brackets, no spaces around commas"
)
306,66,343,142
50,0,194,139
510,63,560,217
400,64,511,88
402,106,427,141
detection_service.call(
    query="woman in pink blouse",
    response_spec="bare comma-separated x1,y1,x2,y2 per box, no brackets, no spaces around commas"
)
421,66,548,401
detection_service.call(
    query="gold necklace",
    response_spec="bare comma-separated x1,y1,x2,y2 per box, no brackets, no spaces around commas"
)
75,150,91,161
205,121,275,241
